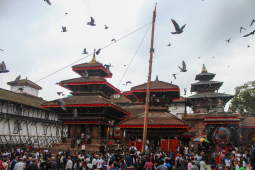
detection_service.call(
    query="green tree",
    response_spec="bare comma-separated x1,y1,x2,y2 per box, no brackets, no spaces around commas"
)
231,81,255,116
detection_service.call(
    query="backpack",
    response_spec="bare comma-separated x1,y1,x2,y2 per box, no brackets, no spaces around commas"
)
130,147,135,154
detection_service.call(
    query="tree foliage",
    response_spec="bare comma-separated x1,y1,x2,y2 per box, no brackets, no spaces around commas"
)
231,81,255,116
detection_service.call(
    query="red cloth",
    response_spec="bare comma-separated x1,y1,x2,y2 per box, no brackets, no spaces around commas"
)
225,147,228,153
144,162,153,170
217,147,221,152
216,156,221,165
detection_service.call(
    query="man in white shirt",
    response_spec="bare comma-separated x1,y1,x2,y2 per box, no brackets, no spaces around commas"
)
65,156,73,170
96,156,103,169
14,158,25,170
92,157,97,169
184,146,189,155
129,143,137,166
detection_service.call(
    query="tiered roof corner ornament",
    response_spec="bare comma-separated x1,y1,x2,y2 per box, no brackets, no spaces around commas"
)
201,64,207,73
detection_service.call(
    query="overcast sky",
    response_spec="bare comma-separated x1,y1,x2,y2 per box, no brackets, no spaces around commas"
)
0,0,254,112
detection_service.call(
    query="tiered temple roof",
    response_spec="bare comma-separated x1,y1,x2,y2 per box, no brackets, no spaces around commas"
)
41,54,131,124
187,64,234,113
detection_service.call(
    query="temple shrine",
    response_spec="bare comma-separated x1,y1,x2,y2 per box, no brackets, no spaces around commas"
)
119,76,192,152
41,54,131,143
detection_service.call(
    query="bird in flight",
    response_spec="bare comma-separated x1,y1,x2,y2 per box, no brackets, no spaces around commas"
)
54,99,66,111
87,17,96,26
250,19,255,26
212,56,215,58
0,49,3,51
95,48,101,55
61,26,67,32
243,30,255,37
240,27,246,33
171,19,186,34
178,60,187,72
82,48,88,54
248,45,250,48
167,43,171,46
81,70,89,78
198,57,201,59
65,13,69,16
105,25,108,29
0,61,9,73
224,38,231,43
111,39,116,42
124,65,126,66
13,75,21,84
126,81,131,86
56,92,63,96
44,0,51,5
173,74,176,80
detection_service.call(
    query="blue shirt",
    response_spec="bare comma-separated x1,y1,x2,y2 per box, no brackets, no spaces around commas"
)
197,156,202,163
170,152,174,159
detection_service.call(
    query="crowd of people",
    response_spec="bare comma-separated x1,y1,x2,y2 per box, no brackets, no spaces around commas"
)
1,142,255,170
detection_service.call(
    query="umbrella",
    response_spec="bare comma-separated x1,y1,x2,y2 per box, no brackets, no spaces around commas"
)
193,137,210,143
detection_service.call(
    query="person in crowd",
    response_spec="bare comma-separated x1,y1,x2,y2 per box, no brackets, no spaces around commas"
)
129,143,137,166
65,156,73,170
144,158,153,170
191,162,198,170
180,156,187,170
28,158,38,170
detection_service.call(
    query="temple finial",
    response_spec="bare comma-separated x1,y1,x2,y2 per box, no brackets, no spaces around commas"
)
89,50,97,63
155,75,159,82
201,64,207,73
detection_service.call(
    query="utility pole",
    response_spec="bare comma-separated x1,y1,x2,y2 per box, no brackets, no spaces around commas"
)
141,3,157,154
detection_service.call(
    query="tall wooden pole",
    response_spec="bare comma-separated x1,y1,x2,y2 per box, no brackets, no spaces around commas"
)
141,3,157,154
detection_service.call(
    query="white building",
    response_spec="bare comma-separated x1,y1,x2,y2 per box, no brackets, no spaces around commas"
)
0,79,66,149
168,96,186,119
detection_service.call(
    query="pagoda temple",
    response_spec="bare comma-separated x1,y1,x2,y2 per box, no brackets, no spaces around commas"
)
186,64,234,113
41,54,131,142
119,76,192,152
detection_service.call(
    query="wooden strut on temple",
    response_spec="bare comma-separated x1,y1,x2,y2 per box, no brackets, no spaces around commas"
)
142,3,157,154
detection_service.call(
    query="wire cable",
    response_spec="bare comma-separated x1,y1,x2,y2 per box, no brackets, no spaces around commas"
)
117,23,152,88
35,22,152,83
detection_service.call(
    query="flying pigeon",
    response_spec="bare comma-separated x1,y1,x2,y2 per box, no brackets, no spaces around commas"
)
108,120,115,126
81,70,89,78
240,27,246,33
173,74,176,79
126,81,131,86
212,56,215,58
111,39,116,42
0,61,9,73
105,25,108,29
184,88,187,95
171,19,186,34
167,43,171,46
54,99,66,111
82,48,88,54
0,49,3,51
87,17,96,26
224,37,231,43
151,94,156,100
95,48,101,55
65,13,69,16
13,75,21,84
149,48,154,53
156,98,160,102
250,19,255,26
124,65,126,66
61,26,67,32
56,92,63,96
44,0,51,5
243,30,255,37
178,60,187,72
248,45,250,48
198,57,201,59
